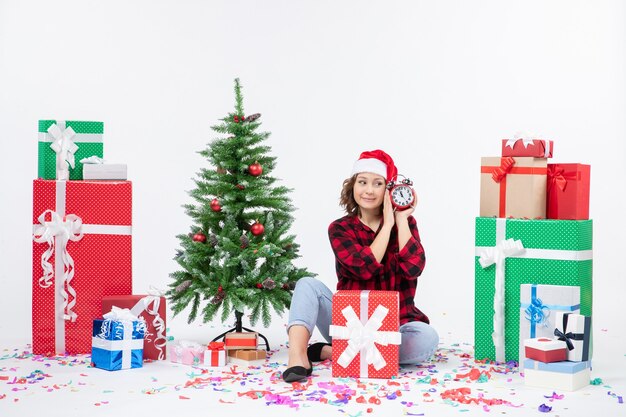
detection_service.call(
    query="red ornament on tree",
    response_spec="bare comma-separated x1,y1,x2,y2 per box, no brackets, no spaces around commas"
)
250,221,265,236
218,285,223,292
193,232,207,243
256,283,263,289
210,198,222,212
248,161,263,177
236,184,245,190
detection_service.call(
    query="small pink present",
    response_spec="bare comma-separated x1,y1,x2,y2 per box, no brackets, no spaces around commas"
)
169,340,204,366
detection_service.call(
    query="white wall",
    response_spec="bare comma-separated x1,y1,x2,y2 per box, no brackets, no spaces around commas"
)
1,1,624,345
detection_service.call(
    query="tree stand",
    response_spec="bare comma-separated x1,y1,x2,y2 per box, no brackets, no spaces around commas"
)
212,310,270,350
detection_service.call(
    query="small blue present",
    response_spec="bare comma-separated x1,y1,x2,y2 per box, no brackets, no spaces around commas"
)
91,307,146,371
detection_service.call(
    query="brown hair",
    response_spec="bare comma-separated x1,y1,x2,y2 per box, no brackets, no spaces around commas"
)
339,175,383,217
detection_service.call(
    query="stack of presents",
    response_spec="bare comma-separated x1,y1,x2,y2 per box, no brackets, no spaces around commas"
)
475,136,592,391
31,119,263,371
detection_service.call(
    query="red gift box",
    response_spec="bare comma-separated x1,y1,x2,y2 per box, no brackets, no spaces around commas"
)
204,341,227,367
502,138,554,158
32,179,132,354
329,290,401,379
224,332,258,350
524,337,568,363
102,295,167,360
547,164,591,220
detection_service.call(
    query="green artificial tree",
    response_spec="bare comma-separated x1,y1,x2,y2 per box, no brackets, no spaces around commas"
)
168,79,315,341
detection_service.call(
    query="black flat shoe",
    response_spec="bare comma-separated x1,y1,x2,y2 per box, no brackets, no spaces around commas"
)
282,362,313,383
307,342,332,362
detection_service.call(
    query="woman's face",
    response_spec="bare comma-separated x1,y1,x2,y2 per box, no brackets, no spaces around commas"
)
353,172,386,212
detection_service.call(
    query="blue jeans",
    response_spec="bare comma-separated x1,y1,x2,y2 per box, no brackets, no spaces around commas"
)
288,277,439,364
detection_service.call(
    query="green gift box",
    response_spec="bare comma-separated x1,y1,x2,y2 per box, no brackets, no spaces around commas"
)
38,120,104,180
474,217,592,363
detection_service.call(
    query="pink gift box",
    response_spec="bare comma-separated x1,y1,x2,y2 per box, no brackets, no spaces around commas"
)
169,341,204,366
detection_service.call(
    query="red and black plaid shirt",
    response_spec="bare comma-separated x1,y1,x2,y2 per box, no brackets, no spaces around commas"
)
328,214,429,325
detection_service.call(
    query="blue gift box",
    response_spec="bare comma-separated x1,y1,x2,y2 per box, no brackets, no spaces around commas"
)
524,358,590,374
91,318,145,371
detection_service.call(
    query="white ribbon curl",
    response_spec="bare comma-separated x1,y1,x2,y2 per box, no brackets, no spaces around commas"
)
48,122,78,180
478,238,525,363
130,293,167,360
329,301,401,376
32,209,84,322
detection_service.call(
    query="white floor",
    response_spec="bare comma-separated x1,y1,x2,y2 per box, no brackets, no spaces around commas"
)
1,327,624,417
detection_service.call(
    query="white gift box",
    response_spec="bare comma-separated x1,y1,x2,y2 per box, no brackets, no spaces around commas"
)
554,312,591,362
519,284,580,369
83,163,127,180
523,359,590,391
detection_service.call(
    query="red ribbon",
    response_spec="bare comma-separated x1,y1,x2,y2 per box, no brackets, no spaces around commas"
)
208,341,225,351
491,157,515,183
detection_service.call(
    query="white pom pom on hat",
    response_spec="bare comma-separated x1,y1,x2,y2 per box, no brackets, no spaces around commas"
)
350,149,398,182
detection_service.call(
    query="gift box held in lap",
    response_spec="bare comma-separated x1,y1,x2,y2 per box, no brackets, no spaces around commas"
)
32,179,132,355
102,295,167,360
547,164,591,220
329,290,402,379
501,138,553,158
474,217,592,363
480,157,547,218
169,340,204,366
224,332,258,350
38,120,104,180
523,359,590,391
519,284,581,366
554,312,591,362
204,342,227,367
91,308,145,371
524,338,568,363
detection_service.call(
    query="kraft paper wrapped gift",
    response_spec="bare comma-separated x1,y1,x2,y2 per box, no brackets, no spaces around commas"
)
32,179,133,355
519,284,581,366
329,290,402,379
474,217,592,363
169,340,204,366
523,359,590,391
38,120,104,180
501,138,553,158
224,332,258,350
83,163,128,180
480,156,547,218
91,308,145,371
102,295,167,360
227,349,267,361
554,312,591,362
524,337,568,363
547,164,591,220
204,342,227,367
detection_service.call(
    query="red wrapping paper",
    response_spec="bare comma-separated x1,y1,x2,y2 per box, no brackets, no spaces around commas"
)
102,295,167,360
547,163,591,220
501,139,554,158
32,179,132,354
330,290,400,379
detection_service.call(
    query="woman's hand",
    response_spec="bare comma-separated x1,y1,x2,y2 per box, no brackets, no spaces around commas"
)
383,189,395,228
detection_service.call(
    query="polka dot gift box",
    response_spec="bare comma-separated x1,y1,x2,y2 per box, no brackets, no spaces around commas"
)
37,120,104,180
474,217,592,363
32,179,132,355
329,290,402,379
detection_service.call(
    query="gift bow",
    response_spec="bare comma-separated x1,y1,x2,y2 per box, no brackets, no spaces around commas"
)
547,166,568,191
553,328,576,351
330,304,402,371
478,238,525,363
524,296,550,329
504,133,537,149
48,122,78,177
208,341,225,351
491,157,515,183
104,306,138,321
32,209,84,322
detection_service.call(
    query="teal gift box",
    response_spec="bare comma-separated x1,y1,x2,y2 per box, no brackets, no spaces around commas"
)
474,217,592,363
38,120,104,180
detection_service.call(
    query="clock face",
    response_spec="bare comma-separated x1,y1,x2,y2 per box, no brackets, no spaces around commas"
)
391,185,414,208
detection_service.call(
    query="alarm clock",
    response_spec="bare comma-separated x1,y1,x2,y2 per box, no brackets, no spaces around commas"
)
387,175,416,211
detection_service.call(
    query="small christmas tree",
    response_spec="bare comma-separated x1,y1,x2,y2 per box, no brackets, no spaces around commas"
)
168,78,315,328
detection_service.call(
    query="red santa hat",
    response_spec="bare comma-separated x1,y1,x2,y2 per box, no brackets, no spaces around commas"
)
350,149,398,182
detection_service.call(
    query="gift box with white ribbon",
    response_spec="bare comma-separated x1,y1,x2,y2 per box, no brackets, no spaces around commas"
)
32,179,132,355
329,290,401,379
91,307,145,371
